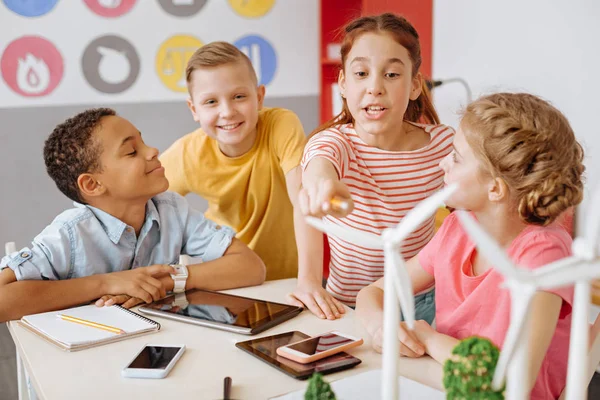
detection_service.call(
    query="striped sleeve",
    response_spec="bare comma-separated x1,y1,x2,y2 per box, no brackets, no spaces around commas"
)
301,128,352,179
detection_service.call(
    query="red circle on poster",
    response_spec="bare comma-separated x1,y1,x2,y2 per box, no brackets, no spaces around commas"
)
1,36,64,97
83,0,137,18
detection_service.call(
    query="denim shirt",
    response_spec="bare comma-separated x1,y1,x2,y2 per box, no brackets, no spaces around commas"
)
1,192,235,281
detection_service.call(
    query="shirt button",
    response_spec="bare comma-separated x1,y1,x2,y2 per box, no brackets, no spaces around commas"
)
20,252,30,258
126,227,134,233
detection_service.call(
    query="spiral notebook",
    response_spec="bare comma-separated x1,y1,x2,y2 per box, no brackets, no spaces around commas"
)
19,304,160,352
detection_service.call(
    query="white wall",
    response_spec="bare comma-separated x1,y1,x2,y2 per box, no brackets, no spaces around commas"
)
432,0,600,216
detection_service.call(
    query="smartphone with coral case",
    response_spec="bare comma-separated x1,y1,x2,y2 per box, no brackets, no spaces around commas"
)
276,331,363,364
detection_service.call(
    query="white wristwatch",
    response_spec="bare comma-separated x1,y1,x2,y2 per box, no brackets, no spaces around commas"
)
169,264,189,294
173,292,189,309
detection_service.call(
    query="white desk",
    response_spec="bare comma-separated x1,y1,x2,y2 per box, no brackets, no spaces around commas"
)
8,279,444,400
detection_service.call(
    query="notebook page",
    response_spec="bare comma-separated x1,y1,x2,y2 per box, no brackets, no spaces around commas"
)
22,305,156,346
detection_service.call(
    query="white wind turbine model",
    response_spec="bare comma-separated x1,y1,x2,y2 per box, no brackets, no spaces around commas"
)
455,185,600,400
306,184,457,400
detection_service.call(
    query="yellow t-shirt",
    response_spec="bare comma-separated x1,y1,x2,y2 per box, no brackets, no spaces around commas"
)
160,108,306,280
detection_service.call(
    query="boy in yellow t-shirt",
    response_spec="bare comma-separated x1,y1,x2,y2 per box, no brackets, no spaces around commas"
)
160,42,316,284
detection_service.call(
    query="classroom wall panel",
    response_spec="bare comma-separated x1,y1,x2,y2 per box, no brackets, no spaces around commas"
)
432,0,600,218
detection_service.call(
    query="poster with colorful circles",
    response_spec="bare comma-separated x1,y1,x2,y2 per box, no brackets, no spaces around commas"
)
0,0,318,108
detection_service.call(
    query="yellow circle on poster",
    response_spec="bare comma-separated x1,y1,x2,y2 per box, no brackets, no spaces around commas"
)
228,0,275,18
155,35,203,93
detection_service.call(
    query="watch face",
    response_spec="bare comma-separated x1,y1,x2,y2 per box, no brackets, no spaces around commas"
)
173,265,188,276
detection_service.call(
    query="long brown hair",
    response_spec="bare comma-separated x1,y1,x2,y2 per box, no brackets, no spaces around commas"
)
312,13,439,136
462,93,585,226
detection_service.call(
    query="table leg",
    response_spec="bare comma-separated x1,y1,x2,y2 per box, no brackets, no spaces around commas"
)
16,351,29,400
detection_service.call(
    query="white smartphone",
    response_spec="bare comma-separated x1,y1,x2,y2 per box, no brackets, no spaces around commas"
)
121,344,186,379
276,331,363,364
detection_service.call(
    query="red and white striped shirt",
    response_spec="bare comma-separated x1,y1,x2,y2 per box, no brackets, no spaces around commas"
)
302,122,454,306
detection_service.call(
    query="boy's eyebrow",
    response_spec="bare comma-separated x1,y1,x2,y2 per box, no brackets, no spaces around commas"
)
119,131,142,147
198,87,250,96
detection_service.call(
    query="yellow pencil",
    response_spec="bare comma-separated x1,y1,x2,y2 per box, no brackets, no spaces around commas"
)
57,314,125,335
329,196,350,212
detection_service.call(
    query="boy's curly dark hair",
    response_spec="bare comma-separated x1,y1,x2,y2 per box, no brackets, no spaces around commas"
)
43,108,116,204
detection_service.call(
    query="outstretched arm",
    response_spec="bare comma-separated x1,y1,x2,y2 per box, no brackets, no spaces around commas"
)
286,165,346,319
298,157,353,218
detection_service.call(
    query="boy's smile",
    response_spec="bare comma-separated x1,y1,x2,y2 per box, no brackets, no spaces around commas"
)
217,121,244,131
146,164,165,175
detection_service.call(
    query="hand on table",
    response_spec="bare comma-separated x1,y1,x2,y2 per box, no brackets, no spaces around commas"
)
95,294,144,309
97,264,174,306
286,280,346,320
371,320,436,358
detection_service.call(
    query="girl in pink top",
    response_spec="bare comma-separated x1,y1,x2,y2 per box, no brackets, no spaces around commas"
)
356,92,585,399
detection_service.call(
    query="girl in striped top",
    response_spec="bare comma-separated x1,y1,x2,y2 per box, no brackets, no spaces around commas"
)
288,13,454,316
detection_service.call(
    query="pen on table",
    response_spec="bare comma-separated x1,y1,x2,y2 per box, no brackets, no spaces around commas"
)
223,376,232,400
329,196,350,213
57,314,125,335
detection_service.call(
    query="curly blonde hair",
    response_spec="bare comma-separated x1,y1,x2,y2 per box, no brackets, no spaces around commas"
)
461,93,585,226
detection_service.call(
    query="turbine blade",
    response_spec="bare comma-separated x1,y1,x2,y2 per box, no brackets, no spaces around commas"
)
387,247,416,330
530,256,582,278
534,260,594,288
305,217,383,249
390,185,457,244
492,286,536,391
583,184,600,253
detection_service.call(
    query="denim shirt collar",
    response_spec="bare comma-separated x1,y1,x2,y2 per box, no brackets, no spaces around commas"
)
73,200,161,244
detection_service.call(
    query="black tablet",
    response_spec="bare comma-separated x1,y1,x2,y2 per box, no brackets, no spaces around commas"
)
138,289,302,335
235,331,362,380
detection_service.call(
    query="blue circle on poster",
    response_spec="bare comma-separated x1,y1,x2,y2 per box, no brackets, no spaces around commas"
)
234,35,277,86
3,0,60,17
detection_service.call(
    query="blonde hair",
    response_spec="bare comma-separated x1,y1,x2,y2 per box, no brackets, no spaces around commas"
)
461,92,585,226
185,41,257,88
311,13,439,136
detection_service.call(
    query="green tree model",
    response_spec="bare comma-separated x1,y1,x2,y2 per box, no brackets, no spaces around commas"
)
305,373,336,400
443,336,505,400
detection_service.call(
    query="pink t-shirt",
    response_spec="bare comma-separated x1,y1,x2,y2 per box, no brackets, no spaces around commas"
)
418,212,574,400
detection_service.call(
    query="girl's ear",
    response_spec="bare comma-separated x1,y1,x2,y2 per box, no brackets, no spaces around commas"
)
488,176,509,203
338,70,346,99
410,72,423,101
